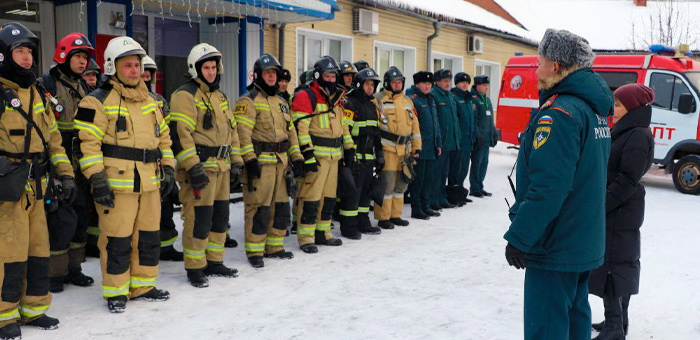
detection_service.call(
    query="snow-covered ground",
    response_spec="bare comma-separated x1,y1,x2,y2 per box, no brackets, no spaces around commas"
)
24,144,700,339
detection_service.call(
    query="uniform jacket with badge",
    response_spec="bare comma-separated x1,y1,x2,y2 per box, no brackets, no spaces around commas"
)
430,86,460,151
75,77,174,193
471,88,497,148
504,68,613,272
451,87,476,150
169,78,243,172
38,66,89,132
589,104,654,298
343,88,383,162
406,85,441,160
375,89,422,157
0,77,73,178
291,81,354,159
234,84,303,166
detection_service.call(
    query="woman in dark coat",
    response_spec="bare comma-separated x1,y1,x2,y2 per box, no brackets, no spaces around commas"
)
589,83,655,340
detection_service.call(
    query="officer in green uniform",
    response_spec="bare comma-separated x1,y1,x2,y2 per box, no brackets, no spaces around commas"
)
430,69,460,210
469,75,497,198
503,28,613,340
448,72,475,205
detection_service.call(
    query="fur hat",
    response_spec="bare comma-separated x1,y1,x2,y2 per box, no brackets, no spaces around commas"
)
538,28,595,68
474,75,490,85
454,72,471,85
413,71,434,84
434,69,453,81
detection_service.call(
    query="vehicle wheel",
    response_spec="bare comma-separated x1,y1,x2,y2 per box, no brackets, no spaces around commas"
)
672,155,700,195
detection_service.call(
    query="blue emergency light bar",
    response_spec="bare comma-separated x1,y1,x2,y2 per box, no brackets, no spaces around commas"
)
650,44,677,56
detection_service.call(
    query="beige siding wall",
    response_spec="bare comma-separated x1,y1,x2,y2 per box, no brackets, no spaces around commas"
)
263,0,537,87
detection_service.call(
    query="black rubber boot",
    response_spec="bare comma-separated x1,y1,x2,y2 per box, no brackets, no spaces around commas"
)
49,277,64,293
187,269,209,288
378,220,394,230
160,245,184,262
470,191,484,198
203,262,238,278
264,250,294,259
85,244,100,258
411,210,429,220
316,238,343,246
429,204,443,212
24,314,59,330
341,230,362,240
300,244,318,254
358,225,381,235
65,268,94,287
390,217,410,226
593,294,625,340
107,296,127,313
481,190,493,197
0,323,20,340
224,232,238,248
132,288,170,302
439,202,456,209
248,256,264,268
424,207,441,217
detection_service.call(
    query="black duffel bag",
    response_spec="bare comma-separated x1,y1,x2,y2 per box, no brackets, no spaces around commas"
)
0,156,30,202
46,200,78,252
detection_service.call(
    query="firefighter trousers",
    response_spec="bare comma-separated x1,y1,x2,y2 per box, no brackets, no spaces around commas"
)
469,146,490,193
242,162,290,257
375,152,409,221
338,161,373,235
96,190,161,300
0,182,52,328
179,170,229,270
409,159,436,212
160,186,180,249
49,168,92,279
296,157,339,246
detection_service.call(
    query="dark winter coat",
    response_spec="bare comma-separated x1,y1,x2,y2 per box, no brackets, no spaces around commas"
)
451,87,476,150
406,85,441,160
431,86,461,151
589,104,654,297
504,68,614,272
470,88,497,148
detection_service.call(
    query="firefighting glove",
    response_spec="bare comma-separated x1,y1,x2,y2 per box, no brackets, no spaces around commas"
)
59,175,77,204
302,150,319,173
230,163,244,188
245,159,262,181
505,243,527,269
375,156,385,175
188,163,210,190
160,166,176,197
292,159,306,178
89,171,114,208
343,148,356,169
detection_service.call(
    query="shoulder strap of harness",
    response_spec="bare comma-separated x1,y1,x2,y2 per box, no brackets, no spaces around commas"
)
38,73,58,97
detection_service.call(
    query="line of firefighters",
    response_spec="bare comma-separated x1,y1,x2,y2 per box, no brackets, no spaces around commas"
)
0,22,497,339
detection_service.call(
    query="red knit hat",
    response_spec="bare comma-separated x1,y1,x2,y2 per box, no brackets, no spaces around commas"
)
613,84,655,112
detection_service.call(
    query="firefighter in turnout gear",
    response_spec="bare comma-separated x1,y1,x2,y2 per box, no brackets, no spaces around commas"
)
291,56,354,254
82,59,101,91
82,59,102,258
374,67,421,229
338,67,384,239
140,56,183,262
278,68,292,104
0,22,72,337
169,43,243,288
75,36,174,313
37,32,96,293
235,54,303,268
338,60,357,92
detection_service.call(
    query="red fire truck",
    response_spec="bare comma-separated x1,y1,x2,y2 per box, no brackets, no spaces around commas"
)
497,52,700,195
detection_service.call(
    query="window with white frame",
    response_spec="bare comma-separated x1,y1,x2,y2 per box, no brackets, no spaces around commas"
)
374,42,416,88
296,29,352,86
432,52,463,75
475,59,501,112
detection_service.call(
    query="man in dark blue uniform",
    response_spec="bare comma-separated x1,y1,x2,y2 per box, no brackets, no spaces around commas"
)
448,72,475,205
430,69,460,209
469,75,497,198
406,71,441,219
503,29,613,340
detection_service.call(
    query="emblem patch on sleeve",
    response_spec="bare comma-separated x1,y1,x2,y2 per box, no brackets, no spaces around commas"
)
234,104,247,115
537,115,553,125
533,126,551,149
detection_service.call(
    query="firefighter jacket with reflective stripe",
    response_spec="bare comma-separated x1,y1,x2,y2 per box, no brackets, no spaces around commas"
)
343,88,383,162
291,81,353,160
0,77,73,177
234,85,303,166
75,77,174,192
375,89,422,157
169,78,243,172
38,67,88,131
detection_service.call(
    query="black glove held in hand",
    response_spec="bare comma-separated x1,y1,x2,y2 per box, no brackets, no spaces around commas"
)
230,163,244,184
292,159,305,178
505,243,527,269
59,175,76,204
188,163,210,190
302,150,319,173
343,148,356,169
245,159,261,182
90,171,114,208
160,166,176,197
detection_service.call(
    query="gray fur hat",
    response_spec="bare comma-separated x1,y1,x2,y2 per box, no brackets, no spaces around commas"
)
538,29,595,68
